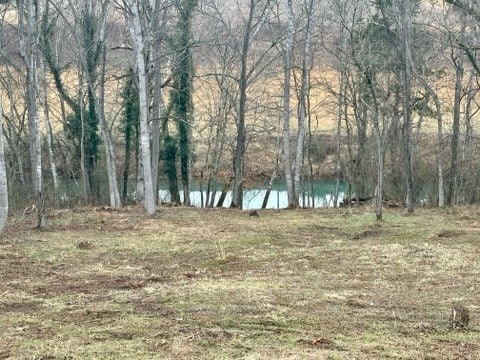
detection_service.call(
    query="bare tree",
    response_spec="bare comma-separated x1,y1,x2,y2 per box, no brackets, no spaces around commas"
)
171,0,197,206
283,0,295,207
376,0,415,212
293,0,314,207
125,0,156,215
230,0,257,209
149,0,169,202
0,89,8,233
38,58,59,198
0,4,8,231
18,0,45,228
94,1,122,208
445,0,480,22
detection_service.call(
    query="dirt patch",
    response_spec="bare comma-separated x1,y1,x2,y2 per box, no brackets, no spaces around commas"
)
0,301,40,313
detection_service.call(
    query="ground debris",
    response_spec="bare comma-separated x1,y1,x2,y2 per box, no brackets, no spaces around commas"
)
436,230,466,238
449,304,470,330
351,229,381,240
297,336,343,350
76,240,93,249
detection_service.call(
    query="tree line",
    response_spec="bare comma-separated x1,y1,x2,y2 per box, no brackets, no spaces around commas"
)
0,0,479,230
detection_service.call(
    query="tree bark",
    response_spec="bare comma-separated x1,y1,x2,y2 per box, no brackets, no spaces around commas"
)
150,0,167,203
448,52,464,205
400,0,414,213
19,0,45,228
231,0,256,209
97,12,122,208
293,0,313,208
0,90,8,233
39,58,59,198
128,0,156,215
283,0,295,208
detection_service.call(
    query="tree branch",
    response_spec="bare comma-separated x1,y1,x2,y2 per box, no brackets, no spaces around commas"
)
445,0,480,22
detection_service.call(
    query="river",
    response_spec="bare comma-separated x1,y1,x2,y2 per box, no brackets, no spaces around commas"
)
159,181,346,209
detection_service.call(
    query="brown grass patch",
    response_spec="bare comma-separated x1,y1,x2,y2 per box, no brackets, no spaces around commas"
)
1,206,480,358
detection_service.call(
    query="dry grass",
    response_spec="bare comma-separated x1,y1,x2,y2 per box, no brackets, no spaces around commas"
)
1,206,480,359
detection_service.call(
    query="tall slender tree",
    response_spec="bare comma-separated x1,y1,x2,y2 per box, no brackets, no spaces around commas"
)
293,0,314,207
126,0,156,215
18,0,45,228
230,0,256,209
283,0,295,208
171,0,197,206
0,89,8,233
377,0,416,213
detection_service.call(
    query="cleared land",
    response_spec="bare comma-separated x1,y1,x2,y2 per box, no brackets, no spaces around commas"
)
1,206,479,359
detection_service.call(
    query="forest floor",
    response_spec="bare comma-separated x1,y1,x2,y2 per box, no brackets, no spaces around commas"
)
1,205,480,359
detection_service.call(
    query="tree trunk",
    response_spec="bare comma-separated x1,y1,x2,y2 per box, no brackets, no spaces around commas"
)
448,52,464,205
0,90,8,233
231,0,256,209
463,75,476,204
363,67,384,221
283,0,295,208
19,0,45,228
334,57,346,208
122,71,136,203
39,58,59,198
150,0,167,202
216,179,231,208
262,169,277,209
128,0,156,215
164,134,181,204
176,1,196,207
84,5,122,208
78,74,89,203
293,0,313,207
401,0,414,213
98,11,121,208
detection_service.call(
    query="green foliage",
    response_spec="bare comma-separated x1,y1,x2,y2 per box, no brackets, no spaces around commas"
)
80,6,102,82
120,70,140,202
351,15,400,74
166,0,197,202
63,110,99,162
164,134,181,204
120,70,139,142
411,94,437,119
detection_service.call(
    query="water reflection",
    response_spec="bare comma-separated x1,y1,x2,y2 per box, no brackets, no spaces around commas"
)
159,182,345,210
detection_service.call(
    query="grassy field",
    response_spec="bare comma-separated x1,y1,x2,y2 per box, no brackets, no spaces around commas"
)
1,206,479,359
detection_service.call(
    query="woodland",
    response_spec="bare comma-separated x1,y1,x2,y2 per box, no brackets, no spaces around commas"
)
0,0,479,229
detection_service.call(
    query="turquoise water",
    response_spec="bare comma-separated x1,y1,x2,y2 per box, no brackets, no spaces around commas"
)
159,181,346,209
